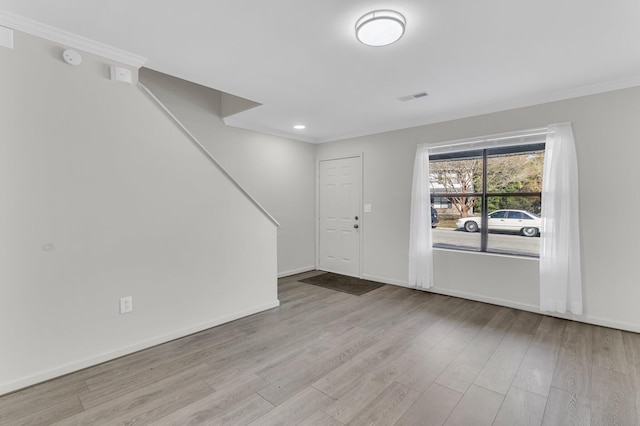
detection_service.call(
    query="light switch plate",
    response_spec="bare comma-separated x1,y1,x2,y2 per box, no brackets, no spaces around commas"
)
364,204,372,213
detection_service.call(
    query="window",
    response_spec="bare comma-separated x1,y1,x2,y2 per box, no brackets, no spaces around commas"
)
430,142,545,257
410,124,581,307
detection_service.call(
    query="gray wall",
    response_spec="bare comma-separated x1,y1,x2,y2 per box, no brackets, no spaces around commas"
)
316,87,640,331
139,69,316,277
0,31,278,395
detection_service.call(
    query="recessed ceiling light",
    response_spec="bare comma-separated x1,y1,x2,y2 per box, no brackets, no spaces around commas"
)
293,125,306,130
355,10,406,47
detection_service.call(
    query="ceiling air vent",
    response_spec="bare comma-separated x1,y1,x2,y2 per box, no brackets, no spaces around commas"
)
398,92,428,102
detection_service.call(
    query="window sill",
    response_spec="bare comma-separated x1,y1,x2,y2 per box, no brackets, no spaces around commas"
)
433,246,540,261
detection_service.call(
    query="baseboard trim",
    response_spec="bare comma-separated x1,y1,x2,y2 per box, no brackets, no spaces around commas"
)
400,285,640,334
426,286,640,333
0,300,280,397
575,314,640,334
361,274,408,287
361,275,640,333
278,265,316,278
426,287,540,314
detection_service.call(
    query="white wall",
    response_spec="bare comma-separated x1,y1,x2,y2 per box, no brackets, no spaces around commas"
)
139,69,316,277
0,31,278,395
316,86,640,332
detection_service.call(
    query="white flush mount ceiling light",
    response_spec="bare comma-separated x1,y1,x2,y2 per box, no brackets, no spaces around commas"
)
355,10,406,47
293,124,306,130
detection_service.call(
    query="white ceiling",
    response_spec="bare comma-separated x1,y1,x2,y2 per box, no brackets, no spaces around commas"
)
1,1,639,143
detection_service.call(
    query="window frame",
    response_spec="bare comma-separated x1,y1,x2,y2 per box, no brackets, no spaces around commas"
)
430,142,545,256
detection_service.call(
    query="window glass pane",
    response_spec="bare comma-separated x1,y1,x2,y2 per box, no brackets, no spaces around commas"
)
486,196,541,257
480,193,542,215
432,196,481,251
486,150,544,193
430,154,483,199
429,143,544,258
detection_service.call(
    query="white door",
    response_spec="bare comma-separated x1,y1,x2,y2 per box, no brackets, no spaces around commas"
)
318,157,361,277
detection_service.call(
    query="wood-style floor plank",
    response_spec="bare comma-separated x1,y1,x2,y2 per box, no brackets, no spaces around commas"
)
314,332,416,424
443,384,503,426
473,310,542,395
592,325,628,373
256,326,377,405
541,386,591,426
512,316,566,397
394,299,492,392
434,307,517,394
149,372,270,425
212,393,275,425
248,386,333,426
1,272,640,425
590,365,638,425
395,383,462,426
312,329,414,400
9,396,84,426
551,320,593,398
347,382,421,426
56,365,214,425
622,331,640,420
492,386,546,426
298,409,344,426
78,357,212,409
0,375,87,425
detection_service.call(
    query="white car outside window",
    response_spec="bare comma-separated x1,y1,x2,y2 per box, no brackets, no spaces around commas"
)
456,209,540,237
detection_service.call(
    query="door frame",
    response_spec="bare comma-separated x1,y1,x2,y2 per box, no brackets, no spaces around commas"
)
315,154,364,278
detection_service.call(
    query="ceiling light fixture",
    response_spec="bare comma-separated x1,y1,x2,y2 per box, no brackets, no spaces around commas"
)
293,124,306,130
355,10,406,47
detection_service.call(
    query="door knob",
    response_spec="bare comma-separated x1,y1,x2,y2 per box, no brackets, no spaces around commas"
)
354,224,359,229
355,216,359,220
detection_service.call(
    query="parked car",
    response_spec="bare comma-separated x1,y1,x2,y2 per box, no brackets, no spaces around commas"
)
456,209,540,237
431,207,439,228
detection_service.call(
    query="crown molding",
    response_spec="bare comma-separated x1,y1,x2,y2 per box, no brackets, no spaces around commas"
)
314,74,640,143
0,9,147,68
221,75,640,145
223,116,318,144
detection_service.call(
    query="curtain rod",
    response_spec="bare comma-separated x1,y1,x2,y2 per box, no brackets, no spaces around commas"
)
419,126,551,150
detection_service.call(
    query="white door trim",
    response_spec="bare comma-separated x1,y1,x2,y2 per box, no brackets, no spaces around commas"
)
315,154,364,277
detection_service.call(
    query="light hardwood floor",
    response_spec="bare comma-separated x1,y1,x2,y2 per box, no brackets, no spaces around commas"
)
2,270,639,425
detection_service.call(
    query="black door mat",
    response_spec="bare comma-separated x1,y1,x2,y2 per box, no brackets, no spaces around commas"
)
299,272,385,296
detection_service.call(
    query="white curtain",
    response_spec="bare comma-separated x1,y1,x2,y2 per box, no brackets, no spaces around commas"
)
540,123,583,314
408,144,434,289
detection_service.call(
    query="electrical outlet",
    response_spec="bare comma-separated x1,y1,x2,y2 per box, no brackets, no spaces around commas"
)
120,296,133,314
